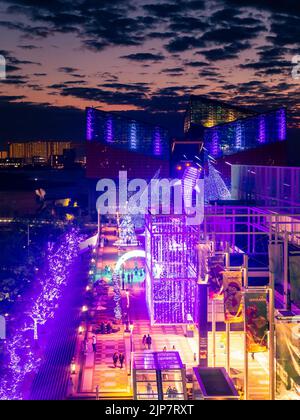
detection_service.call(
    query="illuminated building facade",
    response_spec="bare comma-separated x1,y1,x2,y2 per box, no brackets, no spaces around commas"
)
184,96,254,132
204,108,287,158
86,108,170,180
86,108,169,159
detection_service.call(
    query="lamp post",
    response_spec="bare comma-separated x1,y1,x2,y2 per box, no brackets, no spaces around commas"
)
129,323,134,375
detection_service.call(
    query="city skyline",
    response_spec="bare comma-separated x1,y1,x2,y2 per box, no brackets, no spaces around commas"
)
0,0,299,141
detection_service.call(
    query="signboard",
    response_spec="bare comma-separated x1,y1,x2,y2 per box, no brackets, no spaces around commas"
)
223,271,243,323
245,291,268,353
276,316,300,400
208,255,224,300
197,243,211,283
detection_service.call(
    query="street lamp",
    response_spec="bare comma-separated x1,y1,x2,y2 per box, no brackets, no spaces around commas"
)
129,323,134,375
71,358,76,375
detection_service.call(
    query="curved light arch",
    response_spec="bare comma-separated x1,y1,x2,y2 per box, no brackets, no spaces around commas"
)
114,250,146,273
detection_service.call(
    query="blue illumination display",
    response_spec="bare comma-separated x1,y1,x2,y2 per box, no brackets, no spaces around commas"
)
129,121,137,150
105,116,113,143
86,108,95,141
258,115,266,144
204,108,287,158
86,107,169,159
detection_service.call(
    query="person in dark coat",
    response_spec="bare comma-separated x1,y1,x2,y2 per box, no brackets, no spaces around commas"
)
113,352,119,368
119,353,125,369
146,334,152,350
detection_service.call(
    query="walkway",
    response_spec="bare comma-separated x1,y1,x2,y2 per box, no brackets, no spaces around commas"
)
78,226,132,398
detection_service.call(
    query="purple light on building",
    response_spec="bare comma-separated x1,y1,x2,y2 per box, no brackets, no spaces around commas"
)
105,116,113,143
258,115,266,144
211,127,219,158
153,127,162,156
86,108,95,141
277,109,287,141
129,121,137,150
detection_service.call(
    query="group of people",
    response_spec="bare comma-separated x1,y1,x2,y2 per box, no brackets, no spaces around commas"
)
81,335,97,354
142,334,152,350
120,267,145,288
112,352,125,369
99,321,113,335
166,386,179,399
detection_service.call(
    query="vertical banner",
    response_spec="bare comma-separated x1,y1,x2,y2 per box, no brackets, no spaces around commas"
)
245,291,268,353
197,242,211,283
223,271,243,323
208,255,224,300
276,319,300,399
289,254,300,307
198,283,208,367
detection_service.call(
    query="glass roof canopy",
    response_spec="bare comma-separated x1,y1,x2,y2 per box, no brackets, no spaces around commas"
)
133,351,184,371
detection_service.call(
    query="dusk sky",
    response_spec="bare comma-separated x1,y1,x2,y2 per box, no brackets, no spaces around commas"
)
0,0,299,141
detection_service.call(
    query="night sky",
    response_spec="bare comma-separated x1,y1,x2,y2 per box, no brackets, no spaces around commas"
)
0,0,299,141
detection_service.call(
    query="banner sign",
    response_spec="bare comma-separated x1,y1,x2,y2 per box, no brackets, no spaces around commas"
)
197,243,211,283
276,320,300,399
245,292,268,353
208,255,224,300
223,271,243,323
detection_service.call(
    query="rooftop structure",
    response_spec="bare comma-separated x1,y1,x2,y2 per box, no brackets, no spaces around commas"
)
184,96,254,132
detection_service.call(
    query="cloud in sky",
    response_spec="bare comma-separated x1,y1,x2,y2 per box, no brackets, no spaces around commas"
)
0,0,299,140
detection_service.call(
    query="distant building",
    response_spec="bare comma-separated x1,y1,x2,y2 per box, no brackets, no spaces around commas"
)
184,96,254,132
9,141,72,163
86,107,170,180
0,151,8,159
184,97,287,160
204,108,287,158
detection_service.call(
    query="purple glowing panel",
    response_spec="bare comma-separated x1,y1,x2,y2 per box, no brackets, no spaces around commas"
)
211,128,219,158
105,116,113,143
86,108,95,141
130,121,137,150
258,115,266,144
153,127,162,156
277,109,287,141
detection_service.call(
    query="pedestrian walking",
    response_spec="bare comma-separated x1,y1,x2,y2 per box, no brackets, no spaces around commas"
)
119,352,125,369
113,352,119,368
92,335,97,353
147,382,154,398
67,376,74,397
146,334,152,350
142,335,147,349
82,338,88,354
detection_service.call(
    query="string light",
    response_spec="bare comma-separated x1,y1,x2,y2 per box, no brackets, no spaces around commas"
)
0,229,83,400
